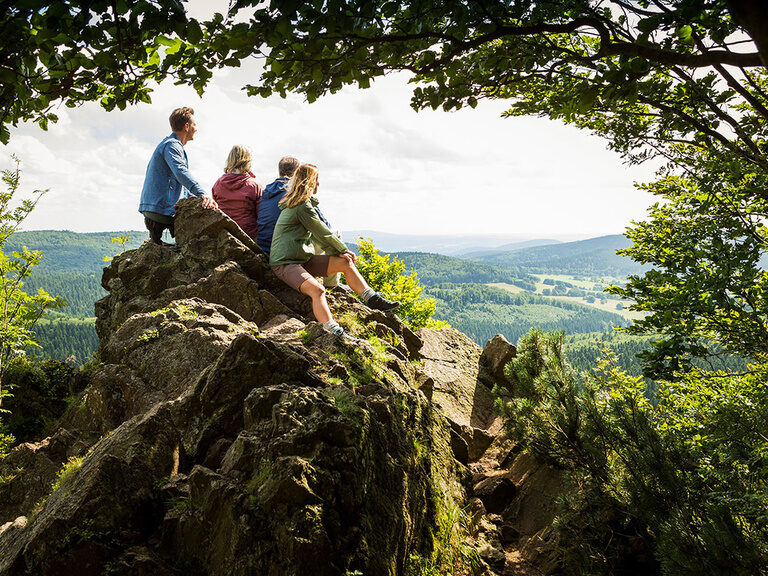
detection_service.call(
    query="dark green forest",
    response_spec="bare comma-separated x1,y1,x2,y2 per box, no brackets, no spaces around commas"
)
6,230,145,273
14,231,646,371
427,283,629,346
393,251,537,290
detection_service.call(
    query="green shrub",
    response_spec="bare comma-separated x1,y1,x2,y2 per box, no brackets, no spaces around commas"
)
355,238,446,330
495,329,768,575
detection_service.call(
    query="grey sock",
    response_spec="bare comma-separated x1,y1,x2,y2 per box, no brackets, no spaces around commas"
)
324,320,341,332
360,287,375,302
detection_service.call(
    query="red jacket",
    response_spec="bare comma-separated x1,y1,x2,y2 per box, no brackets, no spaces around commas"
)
212,172,263,240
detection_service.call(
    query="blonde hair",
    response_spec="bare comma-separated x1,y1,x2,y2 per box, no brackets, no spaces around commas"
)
280,163,319,208
224,145,252,174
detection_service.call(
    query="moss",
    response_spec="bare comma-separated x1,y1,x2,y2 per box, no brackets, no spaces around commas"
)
406,501,480,576
246,458,271,510
325,387,361,419
338,312,364,335
136,328,159,344
413,436,428,461
298,329,314,345
56,519,100,551
0,466,23,487
51,455,84,493
167,495,191,513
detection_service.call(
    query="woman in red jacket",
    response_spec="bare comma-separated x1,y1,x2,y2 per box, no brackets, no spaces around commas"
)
212,145,263,240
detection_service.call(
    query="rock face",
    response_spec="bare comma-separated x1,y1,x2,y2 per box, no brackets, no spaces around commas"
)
0,199,561,575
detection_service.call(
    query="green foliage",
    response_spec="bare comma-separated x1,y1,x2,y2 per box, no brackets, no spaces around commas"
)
136,328,159,344
496,330,768,575
609,172,768,378
0,3,217,143
0,158,64,403
247,458,272,496
102,234,131,263
355,238,445,330
564,332,749,378
1,356,85,442
51,455,84,493
325,386,360,418
406,500,480,576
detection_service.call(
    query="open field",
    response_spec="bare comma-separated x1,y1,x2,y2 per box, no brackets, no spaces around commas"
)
490,280,644,322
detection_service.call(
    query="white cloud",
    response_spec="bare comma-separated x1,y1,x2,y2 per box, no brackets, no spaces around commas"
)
3,58,658,238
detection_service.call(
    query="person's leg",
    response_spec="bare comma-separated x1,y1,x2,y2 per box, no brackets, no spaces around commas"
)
144,217,164,244
325,256,368,294
298,277,333,324
324,256,400,311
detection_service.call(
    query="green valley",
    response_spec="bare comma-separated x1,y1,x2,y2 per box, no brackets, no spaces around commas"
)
13,230,650,372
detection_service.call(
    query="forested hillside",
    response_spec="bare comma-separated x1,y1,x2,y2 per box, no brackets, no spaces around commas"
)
393,251,536,289
468,234,646,276
6,230,145,273
11,231,146,363
428,283,629,345
13,230,639,365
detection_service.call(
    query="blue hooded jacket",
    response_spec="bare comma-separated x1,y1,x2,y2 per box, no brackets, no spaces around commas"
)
257,177,289,253
138,134,206,217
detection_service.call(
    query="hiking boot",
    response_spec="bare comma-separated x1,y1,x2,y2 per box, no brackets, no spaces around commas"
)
329,326,362,344
366,292,400,312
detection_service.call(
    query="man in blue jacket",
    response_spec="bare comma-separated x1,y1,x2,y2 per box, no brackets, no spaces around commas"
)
138,107,217,245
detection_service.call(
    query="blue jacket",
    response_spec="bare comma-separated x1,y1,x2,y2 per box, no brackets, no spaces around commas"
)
257,176,289,253
138,134,206,217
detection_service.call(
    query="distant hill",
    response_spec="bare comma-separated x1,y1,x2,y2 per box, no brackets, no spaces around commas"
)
342,230,567,256
428,283,629,345
460,239,562,259
391,251,536,289
7,230,145,273
467,234,645,276
6,229,639,363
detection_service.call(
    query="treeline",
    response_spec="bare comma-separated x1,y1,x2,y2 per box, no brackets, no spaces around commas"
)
32,318,98,364
564,331,749,377
393,251,537,289
427,283,629,346
25,272,106,317
6,230,144,273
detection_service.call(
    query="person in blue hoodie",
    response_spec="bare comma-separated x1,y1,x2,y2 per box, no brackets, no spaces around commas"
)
138,107,218,245
257,156,299,254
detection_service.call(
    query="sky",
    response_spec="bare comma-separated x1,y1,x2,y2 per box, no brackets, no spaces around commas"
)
0,7,660,241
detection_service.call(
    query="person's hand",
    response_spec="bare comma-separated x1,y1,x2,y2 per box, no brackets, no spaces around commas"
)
341,250,357,265
201,196,218,209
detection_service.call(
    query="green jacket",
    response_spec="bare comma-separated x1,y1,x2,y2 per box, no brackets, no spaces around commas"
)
268,196,347,266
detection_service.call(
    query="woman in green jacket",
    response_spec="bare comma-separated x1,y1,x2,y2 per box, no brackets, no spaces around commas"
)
269,163,399,341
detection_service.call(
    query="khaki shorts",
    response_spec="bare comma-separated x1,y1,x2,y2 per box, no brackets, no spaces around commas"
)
271,255,332,291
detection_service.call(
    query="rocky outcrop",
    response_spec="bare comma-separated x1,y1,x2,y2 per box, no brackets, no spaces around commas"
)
0,199,561,575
